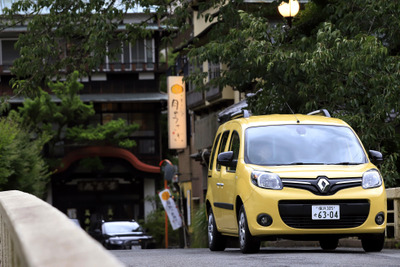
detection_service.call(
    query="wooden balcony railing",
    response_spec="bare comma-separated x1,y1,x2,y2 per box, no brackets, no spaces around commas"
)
187,89,205,109
98,62,168,73
205,85,221,101
0,61,168,74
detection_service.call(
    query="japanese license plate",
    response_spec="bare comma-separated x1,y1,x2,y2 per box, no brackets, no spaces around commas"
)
312,205,340,220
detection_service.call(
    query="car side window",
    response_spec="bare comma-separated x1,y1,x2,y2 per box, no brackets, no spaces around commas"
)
209,133,221,171
216,131,230,171
227,131,240,172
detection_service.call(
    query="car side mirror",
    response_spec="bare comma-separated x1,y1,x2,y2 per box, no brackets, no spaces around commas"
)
203,150,211,165
369,150,383,165
217,151,237,168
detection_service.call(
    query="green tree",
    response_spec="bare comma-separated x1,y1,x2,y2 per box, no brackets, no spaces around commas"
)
16,71,94,150
15,71,139,163
66,118,138,149
171,0,400,186
0,116,50,197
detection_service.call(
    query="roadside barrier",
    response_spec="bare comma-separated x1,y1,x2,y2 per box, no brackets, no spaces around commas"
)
0,190,124,267
386,187,400,240
0,188,398,265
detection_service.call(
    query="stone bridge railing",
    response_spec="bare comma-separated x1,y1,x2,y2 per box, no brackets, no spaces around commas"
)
386,187,400,240
0,190,124,267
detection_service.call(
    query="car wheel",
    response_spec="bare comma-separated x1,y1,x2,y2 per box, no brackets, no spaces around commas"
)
319,237,339,250
208,209,226,251
238,205,260,254
102,241,110,250
361,233,385,252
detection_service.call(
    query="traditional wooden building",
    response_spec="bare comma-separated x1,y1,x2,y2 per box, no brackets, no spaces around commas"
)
0,5,168,226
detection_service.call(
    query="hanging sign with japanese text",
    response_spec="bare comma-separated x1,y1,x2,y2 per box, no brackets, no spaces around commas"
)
158,189,182,230
167,76,187,149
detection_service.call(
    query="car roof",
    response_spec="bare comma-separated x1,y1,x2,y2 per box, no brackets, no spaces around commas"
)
226,114,350,129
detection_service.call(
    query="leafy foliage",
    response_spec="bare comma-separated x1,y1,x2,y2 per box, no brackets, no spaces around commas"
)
67,118,138,148
16,71,94,145
0,116,51,197
141,208,181,248
15,71,139,161
191,203,208,248
140,194,181,248
172,0,400,187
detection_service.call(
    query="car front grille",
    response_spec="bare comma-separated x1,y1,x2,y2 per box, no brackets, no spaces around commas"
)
278,200,370,229
282,177,362,196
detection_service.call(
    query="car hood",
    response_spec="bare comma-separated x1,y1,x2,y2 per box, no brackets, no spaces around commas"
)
250,163,377,179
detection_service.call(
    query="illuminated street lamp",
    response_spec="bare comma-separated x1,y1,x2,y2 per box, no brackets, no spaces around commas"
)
278,0,300,28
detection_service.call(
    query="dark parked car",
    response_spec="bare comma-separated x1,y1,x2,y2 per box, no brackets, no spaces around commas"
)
90,220,155,249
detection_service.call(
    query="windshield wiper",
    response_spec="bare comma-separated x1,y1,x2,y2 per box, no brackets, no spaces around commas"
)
286,162,326,165
327,162,362,165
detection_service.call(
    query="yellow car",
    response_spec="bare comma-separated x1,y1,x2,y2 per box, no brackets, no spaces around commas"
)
206,110,386,253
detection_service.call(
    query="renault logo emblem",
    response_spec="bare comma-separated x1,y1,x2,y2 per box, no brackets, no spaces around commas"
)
317,177,330,193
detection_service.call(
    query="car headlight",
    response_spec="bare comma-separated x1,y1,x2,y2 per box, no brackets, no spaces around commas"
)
251,171,282,190
362,169,382,189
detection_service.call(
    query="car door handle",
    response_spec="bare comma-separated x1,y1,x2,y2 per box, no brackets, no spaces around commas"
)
216,183,224,187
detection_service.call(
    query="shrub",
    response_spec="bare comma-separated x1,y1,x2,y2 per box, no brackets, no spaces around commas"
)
191,203,208,248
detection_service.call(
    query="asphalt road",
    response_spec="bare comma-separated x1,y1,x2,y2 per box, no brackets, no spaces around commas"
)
111,247,400,267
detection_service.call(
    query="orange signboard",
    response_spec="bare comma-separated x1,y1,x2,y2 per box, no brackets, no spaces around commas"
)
167,76,187,149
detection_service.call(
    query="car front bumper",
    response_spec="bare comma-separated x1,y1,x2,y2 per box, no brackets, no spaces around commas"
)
245,185,387,237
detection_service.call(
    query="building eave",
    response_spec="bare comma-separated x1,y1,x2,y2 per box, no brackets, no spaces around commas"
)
7,92,168,103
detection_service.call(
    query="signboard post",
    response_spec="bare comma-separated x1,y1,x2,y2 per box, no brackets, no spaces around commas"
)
159,189,182,231
159,159,181,248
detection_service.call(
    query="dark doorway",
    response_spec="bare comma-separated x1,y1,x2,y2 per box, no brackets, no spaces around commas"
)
51,156,159,231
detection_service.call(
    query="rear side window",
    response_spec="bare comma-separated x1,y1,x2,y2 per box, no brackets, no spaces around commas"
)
227,131,240,172
216,131,230,171
209,133,221,171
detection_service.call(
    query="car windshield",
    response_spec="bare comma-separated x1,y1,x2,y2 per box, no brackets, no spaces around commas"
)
103,221,142,235
245,124,367,165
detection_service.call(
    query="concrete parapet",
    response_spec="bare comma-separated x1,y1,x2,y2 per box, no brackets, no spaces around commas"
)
386,187,400,240
0,190,124,267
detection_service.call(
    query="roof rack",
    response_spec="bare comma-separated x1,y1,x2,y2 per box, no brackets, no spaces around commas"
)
307,109,331,117
217,99,250,123
230,109,251,121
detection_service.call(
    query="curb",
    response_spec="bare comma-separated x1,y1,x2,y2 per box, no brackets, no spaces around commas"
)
265,238,399,249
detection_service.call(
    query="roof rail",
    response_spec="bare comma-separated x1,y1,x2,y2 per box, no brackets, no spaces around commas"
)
307,109,331,117
230,109,251,121
218,100,249,123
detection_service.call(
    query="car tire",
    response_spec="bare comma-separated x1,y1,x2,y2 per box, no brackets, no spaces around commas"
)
319,237,339,250
238,205,260,254
361,233,385,252
208,209,226,251
102,241,110,250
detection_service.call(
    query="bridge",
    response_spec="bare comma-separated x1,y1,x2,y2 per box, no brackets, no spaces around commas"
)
0,190,124,267
1,188,399,266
